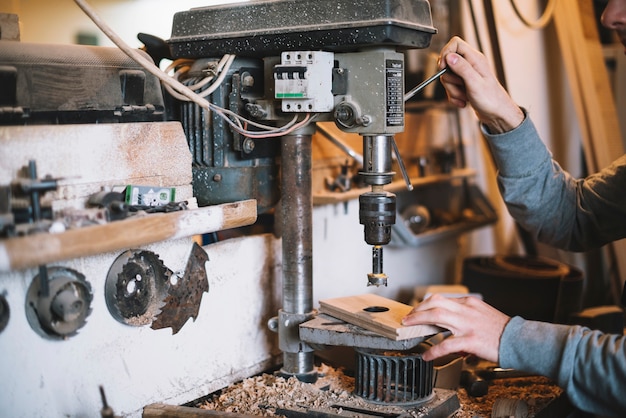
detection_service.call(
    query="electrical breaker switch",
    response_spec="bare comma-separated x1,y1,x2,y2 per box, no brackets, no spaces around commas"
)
125,185,175,207
274,51,334,112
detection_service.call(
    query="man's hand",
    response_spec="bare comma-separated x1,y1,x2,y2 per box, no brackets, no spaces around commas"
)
438,36,525,134
402,293,510,363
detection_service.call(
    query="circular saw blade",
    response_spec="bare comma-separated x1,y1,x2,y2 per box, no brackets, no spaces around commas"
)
105,249,171,326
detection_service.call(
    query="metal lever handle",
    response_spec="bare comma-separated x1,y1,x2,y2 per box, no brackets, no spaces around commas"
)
392,67,450,191
404,67,448,102
390,136,413,191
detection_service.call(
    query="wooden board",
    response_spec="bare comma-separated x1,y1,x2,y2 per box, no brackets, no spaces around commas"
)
143,403,259,417
553,0,626,299
319,293,443,340
0,199,257,272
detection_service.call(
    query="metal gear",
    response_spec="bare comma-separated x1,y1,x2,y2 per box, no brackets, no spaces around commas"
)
25,266,92,339
105,250,171,326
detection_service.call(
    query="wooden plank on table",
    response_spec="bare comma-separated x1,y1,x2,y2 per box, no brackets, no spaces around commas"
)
0,199,257,272
319,293,442,340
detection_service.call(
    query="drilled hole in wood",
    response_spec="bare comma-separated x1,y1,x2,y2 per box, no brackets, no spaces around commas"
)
363,306,389,313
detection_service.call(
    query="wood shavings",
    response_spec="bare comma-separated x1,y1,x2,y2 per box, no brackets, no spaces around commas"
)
198,364,359,416
198,364,564,417
453,376,564,418
199,364,430,417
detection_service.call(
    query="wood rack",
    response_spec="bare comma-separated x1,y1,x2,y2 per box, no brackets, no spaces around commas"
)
0,199,257,272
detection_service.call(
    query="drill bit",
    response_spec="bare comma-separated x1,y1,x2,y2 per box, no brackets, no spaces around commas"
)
367,245,388,287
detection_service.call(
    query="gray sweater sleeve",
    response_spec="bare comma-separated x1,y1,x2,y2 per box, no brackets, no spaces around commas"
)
482,111,626,415
483,111,626,250
500,317,626,416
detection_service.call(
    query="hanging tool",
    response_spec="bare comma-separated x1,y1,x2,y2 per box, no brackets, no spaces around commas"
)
99,386,118,418
13,160,61,297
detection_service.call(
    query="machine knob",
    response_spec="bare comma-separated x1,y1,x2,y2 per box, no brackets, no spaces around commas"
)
334,101,361,129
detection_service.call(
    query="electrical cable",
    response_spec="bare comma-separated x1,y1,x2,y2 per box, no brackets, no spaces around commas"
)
73,0,316,139
509,0,557,30
197,54,236,98
167,55,236,99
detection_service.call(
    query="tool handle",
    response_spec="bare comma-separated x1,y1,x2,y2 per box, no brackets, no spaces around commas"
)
404,67,448,101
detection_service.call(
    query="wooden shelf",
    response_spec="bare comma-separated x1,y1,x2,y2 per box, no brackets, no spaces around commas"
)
391,183,497,247
312,168,476,205
0,199,257,272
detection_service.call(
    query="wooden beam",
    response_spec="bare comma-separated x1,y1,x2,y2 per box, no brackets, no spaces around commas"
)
552,0,595,172
0,199,257,272
319,294,443,340
553,0,623,171
553,0,626,297
143,403,259,418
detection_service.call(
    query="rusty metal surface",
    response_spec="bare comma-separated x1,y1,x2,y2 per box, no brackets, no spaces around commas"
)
105,249,170,327
152,243,209,334
279,133,316,379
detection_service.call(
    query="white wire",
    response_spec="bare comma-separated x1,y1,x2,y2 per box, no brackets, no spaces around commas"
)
186,75,214,91
169,55,233,94
73,0,315,138
198,54,236,98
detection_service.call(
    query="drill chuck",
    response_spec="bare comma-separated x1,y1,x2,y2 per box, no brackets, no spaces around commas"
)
359,191,396,245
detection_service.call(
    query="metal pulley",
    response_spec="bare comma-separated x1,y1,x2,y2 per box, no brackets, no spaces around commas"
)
25,266,92,339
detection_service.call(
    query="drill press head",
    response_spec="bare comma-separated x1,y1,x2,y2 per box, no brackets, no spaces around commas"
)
167,0,437,288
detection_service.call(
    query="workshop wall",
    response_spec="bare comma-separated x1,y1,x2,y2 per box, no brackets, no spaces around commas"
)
1,0,247,48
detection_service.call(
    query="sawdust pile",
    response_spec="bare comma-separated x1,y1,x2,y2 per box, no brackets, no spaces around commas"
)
199,364,352,416
199,363,437,417
199,364,563,417
455,376,564,417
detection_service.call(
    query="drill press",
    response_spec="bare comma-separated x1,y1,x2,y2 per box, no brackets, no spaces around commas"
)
167,0,437,381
